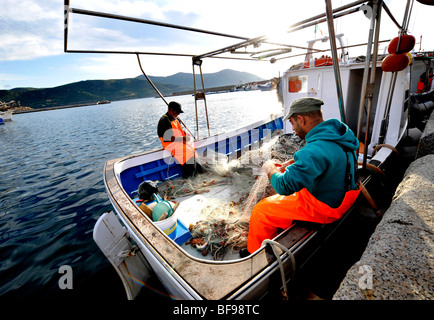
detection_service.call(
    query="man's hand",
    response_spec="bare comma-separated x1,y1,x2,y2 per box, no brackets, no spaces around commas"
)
262,160,279,180
262,159,295,180
262,160,276,174
281,159,295,169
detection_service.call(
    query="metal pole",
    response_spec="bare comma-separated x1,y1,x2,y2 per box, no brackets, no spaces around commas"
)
198,64,211,137
356,1,378,142
378,72,397,145
137,53,196,139
136,54,168,106
363,0,382,169
70,7,249,41
378,0,413,145
325,0,346,123
64,0,70,52
192,61,200,139
288,0,368,32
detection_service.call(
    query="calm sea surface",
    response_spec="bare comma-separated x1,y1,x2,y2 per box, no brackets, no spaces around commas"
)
0,90,283,301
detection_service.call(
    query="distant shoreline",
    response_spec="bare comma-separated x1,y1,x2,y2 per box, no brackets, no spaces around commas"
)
13,78,276,114
13,100,110,114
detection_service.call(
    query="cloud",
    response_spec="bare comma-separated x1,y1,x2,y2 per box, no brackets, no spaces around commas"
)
72,0,167,20
0,0,63,61
0,0,59,22
70,0,200,26
1,0,433,90
0,33,63,62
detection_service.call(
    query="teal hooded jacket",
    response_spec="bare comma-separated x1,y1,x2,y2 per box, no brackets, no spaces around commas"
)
270,119,359,208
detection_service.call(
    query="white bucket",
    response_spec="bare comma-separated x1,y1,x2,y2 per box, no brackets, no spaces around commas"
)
154,211,177,239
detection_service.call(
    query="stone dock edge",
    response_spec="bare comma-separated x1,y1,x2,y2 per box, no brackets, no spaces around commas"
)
333,111,434,300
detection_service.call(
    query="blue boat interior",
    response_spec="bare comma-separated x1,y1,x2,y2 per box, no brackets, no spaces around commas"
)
118,117,283,249
120,118,283,197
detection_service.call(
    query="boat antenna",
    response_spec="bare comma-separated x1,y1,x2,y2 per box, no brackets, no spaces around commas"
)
136,53,196,140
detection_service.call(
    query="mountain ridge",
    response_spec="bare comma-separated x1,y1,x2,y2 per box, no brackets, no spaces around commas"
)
141,69,263,89
0,69,264,109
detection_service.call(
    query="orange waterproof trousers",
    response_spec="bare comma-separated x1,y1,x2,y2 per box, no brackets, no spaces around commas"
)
247,187,361,253
159,119,195,165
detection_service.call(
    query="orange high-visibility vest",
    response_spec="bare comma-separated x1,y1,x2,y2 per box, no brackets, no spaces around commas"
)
159,116,195,165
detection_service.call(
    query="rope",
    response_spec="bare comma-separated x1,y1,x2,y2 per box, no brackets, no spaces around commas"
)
262,239,296,300
358,161,386,177
359,182,382,217
372,143,399,157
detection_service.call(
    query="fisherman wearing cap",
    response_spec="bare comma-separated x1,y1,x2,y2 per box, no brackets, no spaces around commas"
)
158,101,204,178
242,97,361,256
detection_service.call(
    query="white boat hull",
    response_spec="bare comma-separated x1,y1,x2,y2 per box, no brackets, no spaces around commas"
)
99,113,333,300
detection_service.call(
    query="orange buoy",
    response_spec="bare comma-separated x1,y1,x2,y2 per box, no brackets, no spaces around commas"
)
387,35,416,54
382,53,410,72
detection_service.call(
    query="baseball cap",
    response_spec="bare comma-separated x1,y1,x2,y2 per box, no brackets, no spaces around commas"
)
168,101,184,113
283,97,324,121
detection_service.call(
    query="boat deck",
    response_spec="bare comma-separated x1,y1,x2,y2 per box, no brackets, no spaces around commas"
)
125,134,306,262
140,166,271,261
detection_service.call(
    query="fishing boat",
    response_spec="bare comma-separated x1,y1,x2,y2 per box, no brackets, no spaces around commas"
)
64,0,432,300
258,81,274,91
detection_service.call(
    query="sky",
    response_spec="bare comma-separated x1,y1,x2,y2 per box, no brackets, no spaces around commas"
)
0,0,433,90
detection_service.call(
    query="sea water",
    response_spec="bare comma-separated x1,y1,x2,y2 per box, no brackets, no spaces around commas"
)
0,90,283,301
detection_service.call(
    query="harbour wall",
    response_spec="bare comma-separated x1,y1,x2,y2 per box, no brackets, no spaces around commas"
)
333,111,434,300
12,101,109,114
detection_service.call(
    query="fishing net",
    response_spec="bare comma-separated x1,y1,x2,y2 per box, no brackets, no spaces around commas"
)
158,133,305,260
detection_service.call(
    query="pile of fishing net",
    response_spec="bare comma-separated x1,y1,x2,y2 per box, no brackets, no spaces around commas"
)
185,200,250,260
159,133,305,260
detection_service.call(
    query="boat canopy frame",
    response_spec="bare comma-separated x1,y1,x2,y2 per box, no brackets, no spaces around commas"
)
64,0,413,162
64,0,405,63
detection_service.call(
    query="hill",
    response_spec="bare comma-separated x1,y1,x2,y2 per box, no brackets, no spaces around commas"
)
143,69,264,89
0,69,264,109
0,79,186,109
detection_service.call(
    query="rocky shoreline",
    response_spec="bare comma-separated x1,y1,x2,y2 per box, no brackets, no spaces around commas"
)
333,111,434,300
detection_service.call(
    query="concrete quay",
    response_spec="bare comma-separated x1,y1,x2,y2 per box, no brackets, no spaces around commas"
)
333,112,434,300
